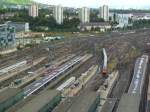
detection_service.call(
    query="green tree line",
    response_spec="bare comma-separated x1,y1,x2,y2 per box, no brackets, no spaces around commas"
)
2,9,80,32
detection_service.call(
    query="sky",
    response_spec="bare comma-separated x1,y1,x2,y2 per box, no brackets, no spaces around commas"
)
35,0,150,9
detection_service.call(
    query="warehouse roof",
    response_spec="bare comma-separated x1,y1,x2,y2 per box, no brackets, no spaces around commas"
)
16,90,60,112
101,98,117,112
116,93,140,112
0,88,22,103
67,90,99,112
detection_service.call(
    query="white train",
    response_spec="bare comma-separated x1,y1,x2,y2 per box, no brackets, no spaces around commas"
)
56,77,76,91
24,56,82,97
0,61,27,75
127,55,149,112
101,48,108,77
128,55,148,94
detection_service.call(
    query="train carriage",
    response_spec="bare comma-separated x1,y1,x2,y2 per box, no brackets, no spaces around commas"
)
101,48,108,77
117,55,149,112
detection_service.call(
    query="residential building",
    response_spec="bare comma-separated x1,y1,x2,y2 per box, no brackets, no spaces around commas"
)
53,5,63,24
100,5,109,21
7,21,29,32
29,3,38,17
79,22,111,32
79,7,90,23
0,24,16,52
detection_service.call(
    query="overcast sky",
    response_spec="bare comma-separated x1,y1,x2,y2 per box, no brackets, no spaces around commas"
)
35,0,150,9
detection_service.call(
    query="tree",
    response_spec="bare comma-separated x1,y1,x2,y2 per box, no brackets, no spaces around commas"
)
90,11,104,22
4,9,80,32
128,17,132,24
91,26,94,31
113,13,117,22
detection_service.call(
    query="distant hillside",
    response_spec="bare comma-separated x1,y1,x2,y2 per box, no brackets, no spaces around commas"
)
0,0,32,5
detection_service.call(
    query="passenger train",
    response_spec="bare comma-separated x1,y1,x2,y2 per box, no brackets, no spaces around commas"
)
101,48,108,77
117,55,149,112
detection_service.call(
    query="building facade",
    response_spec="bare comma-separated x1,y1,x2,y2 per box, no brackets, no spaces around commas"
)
115,14,132,28
53,5,63,24
79,7,90,23
7,22,29,32
29,4,38,18
0,24,16,51
100,5,109,21
79,22,111,32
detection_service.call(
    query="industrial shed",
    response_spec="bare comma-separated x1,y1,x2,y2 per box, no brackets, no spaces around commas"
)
116,93,141,112
0,88,24,112
16,90,61,112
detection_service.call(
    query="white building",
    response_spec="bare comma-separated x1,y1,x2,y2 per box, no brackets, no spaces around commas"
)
53,5,63,24
7,22,29,32
100,5,109,21
116,14,132,28
79,22,111,32
29,4,38,18
79,7,90,23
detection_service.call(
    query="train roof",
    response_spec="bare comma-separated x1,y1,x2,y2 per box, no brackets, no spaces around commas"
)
116,94,140,112
67,90,99,112
0,88,22,103
16,90,60,112
128,55,148,94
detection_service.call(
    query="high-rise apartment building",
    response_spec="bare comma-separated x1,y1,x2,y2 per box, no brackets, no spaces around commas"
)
100,5,109,21
53,5,63,24
79,7,90,23
29,3,38,18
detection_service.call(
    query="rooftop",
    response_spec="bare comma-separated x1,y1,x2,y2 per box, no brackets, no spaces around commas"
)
6,21,29,24
80,22,111,26
132,13,150,16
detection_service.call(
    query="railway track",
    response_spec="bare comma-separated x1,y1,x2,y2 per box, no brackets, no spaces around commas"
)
2,29,150,112
0,54,78,88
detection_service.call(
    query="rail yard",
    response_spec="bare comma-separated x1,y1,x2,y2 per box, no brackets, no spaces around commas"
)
1,29,150,112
